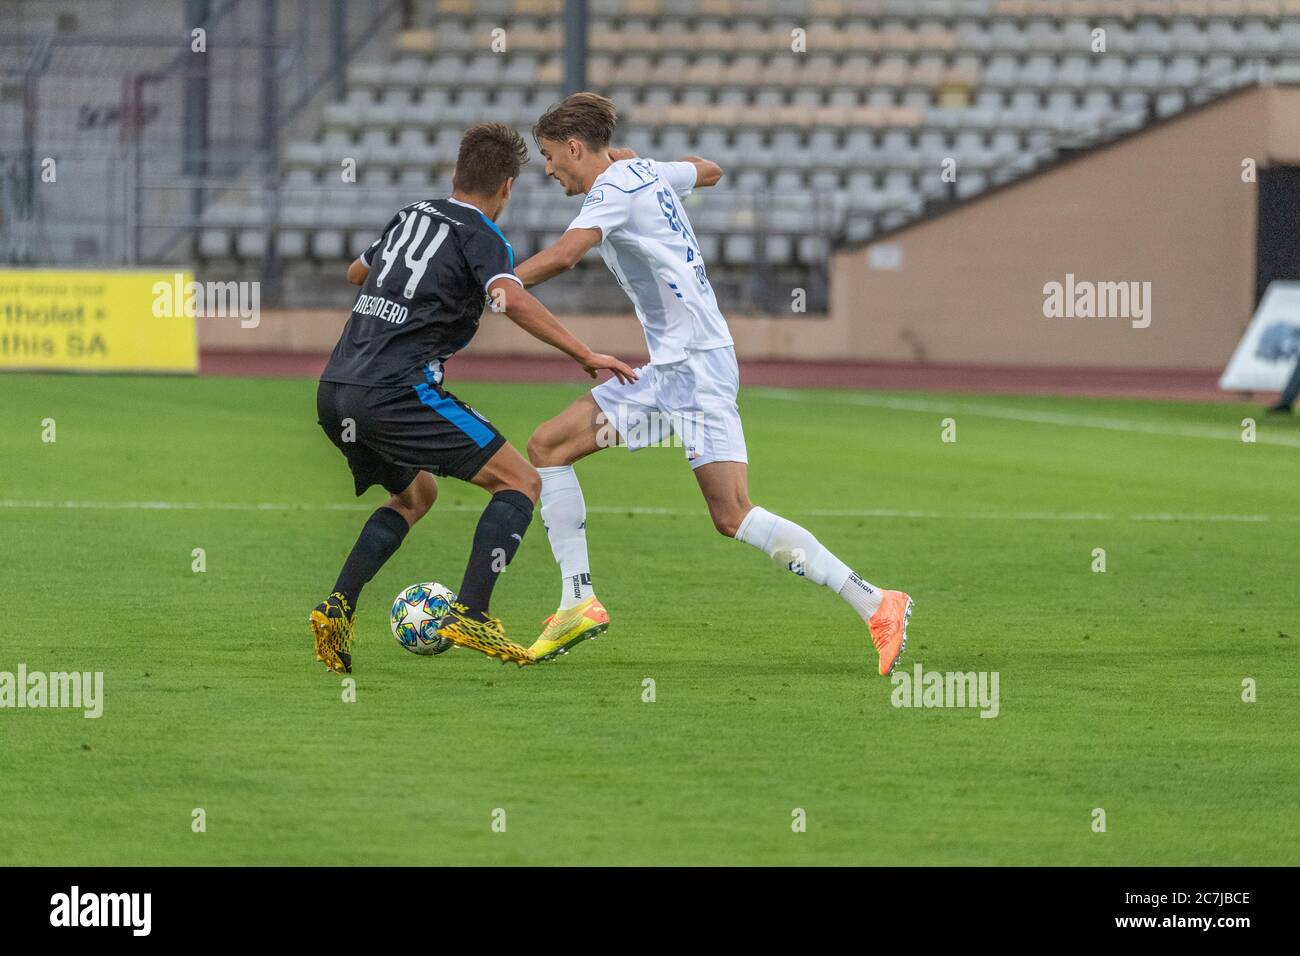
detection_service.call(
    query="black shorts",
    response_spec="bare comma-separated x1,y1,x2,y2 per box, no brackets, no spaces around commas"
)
317,380,507,495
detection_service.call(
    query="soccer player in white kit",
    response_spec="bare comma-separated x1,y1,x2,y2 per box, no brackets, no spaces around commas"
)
515,94,912,676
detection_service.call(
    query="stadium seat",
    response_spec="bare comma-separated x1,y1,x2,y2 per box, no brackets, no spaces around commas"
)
167,0,1300,310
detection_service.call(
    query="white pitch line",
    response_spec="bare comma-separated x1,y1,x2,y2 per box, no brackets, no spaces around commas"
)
1,500,1297,524
0,499,680,516
748,388,1300,448
799,508,1300,523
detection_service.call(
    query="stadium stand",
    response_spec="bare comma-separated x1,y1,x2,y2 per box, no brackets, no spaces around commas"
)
5,0,1300,313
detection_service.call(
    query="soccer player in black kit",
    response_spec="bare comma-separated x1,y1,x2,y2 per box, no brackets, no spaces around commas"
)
310,123,636,672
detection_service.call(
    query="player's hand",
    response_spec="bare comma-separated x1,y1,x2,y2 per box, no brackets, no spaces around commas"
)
607,147,637,162
580,352,638,384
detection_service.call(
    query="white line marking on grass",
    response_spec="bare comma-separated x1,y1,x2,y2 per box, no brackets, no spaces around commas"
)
801,508,1300,523
0,499,681,517
748,388,1300,448
2,500,1298,524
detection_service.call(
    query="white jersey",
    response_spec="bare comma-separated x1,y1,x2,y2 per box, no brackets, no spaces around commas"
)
568,157,733,366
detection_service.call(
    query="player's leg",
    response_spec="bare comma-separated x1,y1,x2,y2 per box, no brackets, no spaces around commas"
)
526,394,608,609
326,381,534,664
332,471,437,612
432,439,541,665
455,440,539,618
1267,356,1300,413
311,471,437,673
694,460,912,677
684,347,912,676
525,386,649,661
311,382,439,673
527,392,611,468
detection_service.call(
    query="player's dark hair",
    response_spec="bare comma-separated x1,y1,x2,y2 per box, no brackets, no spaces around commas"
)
532,92,618,150
452,122,529,196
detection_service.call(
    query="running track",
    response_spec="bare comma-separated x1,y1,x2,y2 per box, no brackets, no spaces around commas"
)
199,350,1252,403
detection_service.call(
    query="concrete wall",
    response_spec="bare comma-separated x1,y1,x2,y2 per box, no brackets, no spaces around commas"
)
197,306,831,362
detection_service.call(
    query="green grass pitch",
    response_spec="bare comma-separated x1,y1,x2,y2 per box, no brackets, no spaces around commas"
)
1,371,1296,866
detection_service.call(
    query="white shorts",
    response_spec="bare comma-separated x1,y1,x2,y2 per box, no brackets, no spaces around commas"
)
591,345,748,470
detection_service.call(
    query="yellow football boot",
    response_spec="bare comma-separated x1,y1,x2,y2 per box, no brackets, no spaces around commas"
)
529,597,611,663
435,601,534,666
310,592,355,674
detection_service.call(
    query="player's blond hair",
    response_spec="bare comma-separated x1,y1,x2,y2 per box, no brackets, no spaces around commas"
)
532,92,618,149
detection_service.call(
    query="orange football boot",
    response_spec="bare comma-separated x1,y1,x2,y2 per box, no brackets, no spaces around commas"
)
868,590,913,676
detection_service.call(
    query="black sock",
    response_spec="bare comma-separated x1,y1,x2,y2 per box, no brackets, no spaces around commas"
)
457,490,533,616
332,506,410,613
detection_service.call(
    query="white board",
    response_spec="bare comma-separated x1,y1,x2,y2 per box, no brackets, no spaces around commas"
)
1219,281,1300,392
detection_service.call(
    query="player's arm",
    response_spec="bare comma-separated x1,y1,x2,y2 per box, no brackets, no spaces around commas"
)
350,209,404,285
677,155,723,188
488,277,637,384
607,148,722,188
514,228,603,289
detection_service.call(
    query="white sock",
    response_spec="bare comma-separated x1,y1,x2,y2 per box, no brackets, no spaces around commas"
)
735,506,882,619
838,572,883,622
538,465,594,609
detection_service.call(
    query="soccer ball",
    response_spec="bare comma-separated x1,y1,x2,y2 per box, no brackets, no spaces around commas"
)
390,582,457,656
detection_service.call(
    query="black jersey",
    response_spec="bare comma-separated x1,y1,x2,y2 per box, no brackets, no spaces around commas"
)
320,197,519,388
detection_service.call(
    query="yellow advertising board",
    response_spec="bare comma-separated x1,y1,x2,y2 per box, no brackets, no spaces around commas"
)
0,269,198,373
